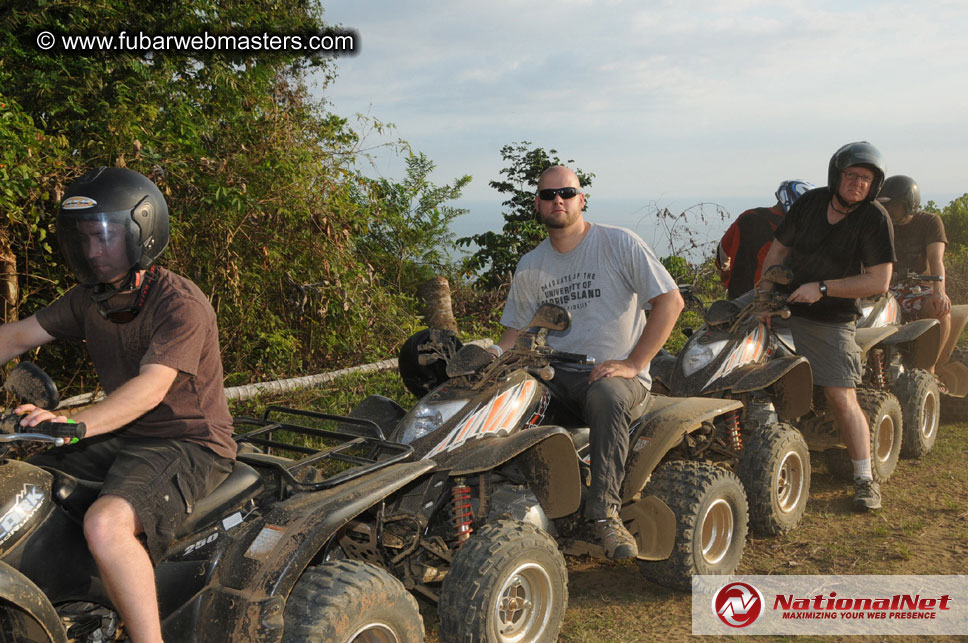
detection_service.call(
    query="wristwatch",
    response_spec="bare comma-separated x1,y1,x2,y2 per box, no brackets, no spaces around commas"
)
818,281,828,297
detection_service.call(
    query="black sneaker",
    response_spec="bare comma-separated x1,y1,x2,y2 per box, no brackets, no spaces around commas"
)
853,479,882,511
593,514,638,560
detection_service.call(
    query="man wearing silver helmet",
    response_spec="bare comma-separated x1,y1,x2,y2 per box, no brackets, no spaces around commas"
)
0,167,235,643
758,142,896,512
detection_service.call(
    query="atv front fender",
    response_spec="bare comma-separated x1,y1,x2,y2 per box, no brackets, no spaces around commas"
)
0,560,67,643
732,355,813,420
446,427,581,519
620,396,744,502
880,318,941,370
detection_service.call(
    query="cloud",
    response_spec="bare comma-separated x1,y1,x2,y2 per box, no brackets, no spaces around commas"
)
319,0,968,199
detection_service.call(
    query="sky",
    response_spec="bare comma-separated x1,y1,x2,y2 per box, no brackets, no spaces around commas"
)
314,0,968,256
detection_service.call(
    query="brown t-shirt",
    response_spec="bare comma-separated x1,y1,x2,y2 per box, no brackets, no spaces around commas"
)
35,268,236,459
893,211,947,276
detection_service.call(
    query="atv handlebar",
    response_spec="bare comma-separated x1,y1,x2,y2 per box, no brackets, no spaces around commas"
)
29,420,87,440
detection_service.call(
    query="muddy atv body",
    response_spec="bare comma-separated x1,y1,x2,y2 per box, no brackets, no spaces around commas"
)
368,304,750,604
0,364,426,643
859,271,968,436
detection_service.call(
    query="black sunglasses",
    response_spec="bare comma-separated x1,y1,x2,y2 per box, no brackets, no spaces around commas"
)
538,187,580,201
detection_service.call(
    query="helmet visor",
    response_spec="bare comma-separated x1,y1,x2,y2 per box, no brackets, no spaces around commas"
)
56,210,142,285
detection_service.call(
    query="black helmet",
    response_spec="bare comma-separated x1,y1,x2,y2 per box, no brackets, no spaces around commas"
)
827,141,886,203
878,175,921,224
57,167,169,286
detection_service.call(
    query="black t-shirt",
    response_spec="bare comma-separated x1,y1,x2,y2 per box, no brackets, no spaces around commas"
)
774,187,896,322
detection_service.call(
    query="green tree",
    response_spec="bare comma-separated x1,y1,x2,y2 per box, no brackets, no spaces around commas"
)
1,1,467,386
355,153,470,293
458,142,593,289
926,194,968,250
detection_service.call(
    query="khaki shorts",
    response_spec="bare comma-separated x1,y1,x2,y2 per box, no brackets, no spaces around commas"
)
789,316,862,388
30,435,233,562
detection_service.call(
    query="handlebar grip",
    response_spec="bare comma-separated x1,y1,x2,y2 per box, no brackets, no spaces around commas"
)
30,420,86,440
551,350,595,365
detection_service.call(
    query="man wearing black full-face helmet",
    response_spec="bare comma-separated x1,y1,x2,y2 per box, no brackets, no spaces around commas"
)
758,142,896,512
0,167,235,643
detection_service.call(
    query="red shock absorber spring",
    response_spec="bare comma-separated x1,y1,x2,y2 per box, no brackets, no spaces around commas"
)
725,409,742,451
870,349,887,389
451,478,474,547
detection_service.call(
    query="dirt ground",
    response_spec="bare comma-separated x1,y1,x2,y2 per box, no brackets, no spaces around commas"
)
421,419,968,642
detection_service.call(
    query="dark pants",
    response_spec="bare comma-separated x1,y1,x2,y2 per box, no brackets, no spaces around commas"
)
544,370,649,520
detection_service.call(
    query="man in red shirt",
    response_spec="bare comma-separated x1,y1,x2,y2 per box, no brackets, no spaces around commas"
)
717,180,815,299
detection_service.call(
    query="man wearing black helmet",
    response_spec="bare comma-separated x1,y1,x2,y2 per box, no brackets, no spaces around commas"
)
716,179,815,299
0,167,235,643
879,175,961,379
758,142,896,512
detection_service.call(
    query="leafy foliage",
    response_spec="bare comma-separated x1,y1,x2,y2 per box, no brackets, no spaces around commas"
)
458,142,594,290
1,0,469,389
354,153,470,294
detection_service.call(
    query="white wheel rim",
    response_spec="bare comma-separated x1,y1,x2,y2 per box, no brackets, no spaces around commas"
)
775,450,806,513
348,623,400,643
492,562,554,643
701,498,734,565
920,391,939,442
875,413,896,463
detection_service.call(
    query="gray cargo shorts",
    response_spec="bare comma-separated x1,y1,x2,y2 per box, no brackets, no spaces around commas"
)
788,316,862,388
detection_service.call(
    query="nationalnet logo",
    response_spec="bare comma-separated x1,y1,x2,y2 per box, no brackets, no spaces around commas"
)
693,575,968,635
713,581,765,627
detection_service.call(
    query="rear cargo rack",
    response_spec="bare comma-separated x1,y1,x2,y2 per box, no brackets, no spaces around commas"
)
233,405,413,491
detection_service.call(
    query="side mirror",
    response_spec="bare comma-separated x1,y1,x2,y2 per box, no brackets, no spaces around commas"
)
524,304,571,332
4,362,60,410
761,264,794,286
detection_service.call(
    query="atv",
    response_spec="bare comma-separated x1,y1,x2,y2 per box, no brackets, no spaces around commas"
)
650,286,812,537
0,362,426,643
652,266,939,489
362,304,750,598
859,270,968,433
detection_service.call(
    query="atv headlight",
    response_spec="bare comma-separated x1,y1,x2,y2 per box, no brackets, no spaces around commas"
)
681,334,729,377
399,400,466,445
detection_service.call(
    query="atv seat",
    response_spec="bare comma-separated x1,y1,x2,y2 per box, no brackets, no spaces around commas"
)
46,459,263,538
177,461,263,537
567,395,653,453
854,326,897,354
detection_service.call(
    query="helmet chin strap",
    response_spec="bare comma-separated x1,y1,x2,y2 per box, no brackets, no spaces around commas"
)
90,267,141,304
832,191,861,213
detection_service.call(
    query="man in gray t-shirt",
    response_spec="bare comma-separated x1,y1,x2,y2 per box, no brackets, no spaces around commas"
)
493,165,683,560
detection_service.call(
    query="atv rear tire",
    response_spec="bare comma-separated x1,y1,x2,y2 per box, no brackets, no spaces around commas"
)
738,423,810,536
941,347,968,423
823,390,903,483
636,460,748,591
894,369,940,458
283,560,423,643
439,520,567,643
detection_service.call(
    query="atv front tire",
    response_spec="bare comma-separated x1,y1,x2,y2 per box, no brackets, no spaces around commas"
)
636,460,748,591
738,423,810,536
894,369,940,458
439,520,567,643
283,560,423,643
824,390,903,483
